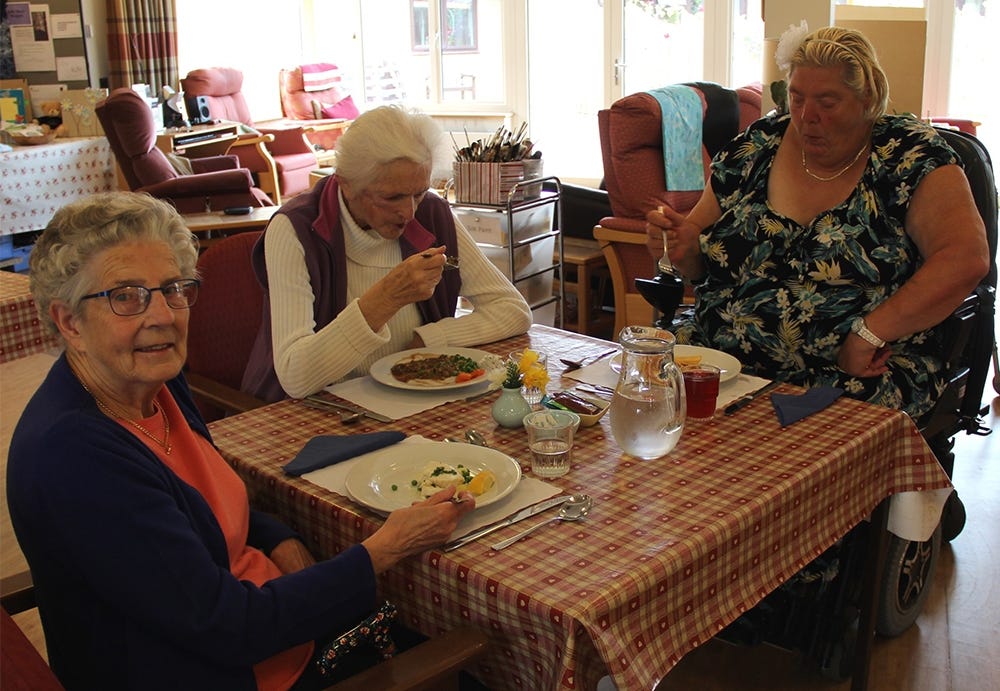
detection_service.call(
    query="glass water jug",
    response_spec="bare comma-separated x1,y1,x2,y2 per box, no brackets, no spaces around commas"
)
609,325,686,459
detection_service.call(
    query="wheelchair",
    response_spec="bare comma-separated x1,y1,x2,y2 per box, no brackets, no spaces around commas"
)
658,127,997,680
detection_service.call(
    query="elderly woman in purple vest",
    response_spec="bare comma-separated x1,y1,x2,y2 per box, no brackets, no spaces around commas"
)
242,105,532,402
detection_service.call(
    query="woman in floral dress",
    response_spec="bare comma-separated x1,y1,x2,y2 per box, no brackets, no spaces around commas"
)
647,26,988,418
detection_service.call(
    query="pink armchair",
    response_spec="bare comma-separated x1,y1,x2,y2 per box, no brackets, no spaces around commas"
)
181,67,320,202
95,88,272,214
594,82,762,335
277,65,355,153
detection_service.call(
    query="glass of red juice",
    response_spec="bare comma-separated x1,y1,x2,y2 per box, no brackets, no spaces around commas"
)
682,365,721,420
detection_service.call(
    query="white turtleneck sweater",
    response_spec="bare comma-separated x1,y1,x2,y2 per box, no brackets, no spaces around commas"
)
262,190,532,398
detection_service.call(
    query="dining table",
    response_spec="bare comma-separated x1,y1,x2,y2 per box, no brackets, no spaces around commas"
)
0,271,60,363
207,324,952,691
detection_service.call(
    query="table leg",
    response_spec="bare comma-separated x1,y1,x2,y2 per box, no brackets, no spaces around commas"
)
577,264,592,335
851,498,889,691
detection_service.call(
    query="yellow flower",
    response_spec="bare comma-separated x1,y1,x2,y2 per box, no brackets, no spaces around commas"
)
521,364,549,389
517,349,541,371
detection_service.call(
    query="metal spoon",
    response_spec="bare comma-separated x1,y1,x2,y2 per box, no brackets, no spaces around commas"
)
560,348,618,371
490,494,593,550
464,428,489,447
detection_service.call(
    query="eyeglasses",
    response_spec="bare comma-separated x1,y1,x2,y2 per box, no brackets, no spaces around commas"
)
80,279,200,316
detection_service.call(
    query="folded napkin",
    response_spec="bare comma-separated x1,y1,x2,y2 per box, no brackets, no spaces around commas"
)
770,386,844,427
284,431,406,476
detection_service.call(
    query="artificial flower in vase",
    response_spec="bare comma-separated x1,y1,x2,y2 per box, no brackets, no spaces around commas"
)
490,359,533,428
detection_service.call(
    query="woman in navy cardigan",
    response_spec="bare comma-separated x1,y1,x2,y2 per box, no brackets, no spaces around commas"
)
7,192,475,690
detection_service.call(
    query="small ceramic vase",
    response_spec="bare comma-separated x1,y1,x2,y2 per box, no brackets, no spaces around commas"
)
492,386,533,428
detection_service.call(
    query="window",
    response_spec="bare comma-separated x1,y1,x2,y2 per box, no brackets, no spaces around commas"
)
412,0,477,53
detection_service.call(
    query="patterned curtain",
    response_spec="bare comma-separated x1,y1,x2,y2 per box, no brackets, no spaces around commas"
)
106,0,178,94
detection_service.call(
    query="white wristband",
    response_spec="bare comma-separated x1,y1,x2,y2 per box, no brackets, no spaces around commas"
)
851,317,886,349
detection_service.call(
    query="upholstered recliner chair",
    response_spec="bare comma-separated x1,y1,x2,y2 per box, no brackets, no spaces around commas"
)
277,64,356,152
181,67,319,202
594,82,762,336
96,88,272,214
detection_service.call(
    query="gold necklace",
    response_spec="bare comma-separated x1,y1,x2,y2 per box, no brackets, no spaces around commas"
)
801,143,868,182
76,377,172,455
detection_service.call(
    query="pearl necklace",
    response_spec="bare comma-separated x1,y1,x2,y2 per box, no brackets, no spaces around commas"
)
77,377,172,455
801,143,868,182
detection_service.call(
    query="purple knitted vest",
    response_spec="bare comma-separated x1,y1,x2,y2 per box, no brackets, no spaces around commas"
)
242,176,462,402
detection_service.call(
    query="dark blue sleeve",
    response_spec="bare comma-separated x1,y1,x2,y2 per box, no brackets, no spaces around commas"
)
248,510,300,553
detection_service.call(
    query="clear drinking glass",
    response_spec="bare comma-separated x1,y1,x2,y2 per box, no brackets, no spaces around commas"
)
609,325,686,459
508,350,548,405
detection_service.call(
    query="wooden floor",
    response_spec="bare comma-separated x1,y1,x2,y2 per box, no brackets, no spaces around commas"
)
2,349,998,690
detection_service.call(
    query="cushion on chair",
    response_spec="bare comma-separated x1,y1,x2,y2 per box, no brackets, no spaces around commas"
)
280,66,351,120
312,95,360,121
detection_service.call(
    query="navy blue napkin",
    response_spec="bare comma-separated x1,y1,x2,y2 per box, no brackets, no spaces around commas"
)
283,431,407,476
770,386,844,427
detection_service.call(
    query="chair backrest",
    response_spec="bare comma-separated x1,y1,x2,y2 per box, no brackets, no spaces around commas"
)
278,65,353,121
180,67,255,127
919,128,997,441
95,88,179,191
187,231,264,419
599,81,762,223
594,82,762,335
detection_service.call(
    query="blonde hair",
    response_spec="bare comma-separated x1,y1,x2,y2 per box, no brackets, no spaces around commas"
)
788,26,889,121
29,192,198,335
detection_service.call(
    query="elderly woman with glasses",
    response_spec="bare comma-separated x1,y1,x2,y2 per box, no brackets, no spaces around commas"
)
241,105,532,403
7,192,476,690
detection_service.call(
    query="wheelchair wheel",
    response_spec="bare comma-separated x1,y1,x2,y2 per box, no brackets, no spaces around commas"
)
876,523,942,637
941,491,967,542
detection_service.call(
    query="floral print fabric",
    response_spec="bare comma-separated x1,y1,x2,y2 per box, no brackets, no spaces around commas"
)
675,114,959,419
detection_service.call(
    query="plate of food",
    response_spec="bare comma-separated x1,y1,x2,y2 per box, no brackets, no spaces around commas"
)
344,441,522,514
369,347,500,391
611,344,741,383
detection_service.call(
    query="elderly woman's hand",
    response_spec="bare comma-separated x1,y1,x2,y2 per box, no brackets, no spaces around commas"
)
359,246,449,332
646,205,703,276
269,538,318,574
837,336,892,378
361,485,475,573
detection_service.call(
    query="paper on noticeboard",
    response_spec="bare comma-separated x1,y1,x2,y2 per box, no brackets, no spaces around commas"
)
56,56,87,82
51,13,83,39
10,4,57,72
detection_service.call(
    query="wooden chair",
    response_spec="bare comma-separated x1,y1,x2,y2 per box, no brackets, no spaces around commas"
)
185,230,268,421
594,82,762,336
0,570,488,691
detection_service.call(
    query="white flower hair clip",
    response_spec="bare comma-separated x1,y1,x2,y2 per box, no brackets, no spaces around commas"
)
774,20,810,74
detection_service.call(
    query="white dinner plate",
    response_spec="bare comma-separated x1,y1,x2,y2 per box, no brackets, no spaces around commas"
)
610,344,741,383
344,441,522,514
369,347,496,391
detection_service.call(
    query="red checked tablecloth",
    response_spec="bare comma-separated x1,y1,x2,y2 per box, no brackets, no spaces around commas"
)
0,272,59,363
208,326,951,691
1,137,117,235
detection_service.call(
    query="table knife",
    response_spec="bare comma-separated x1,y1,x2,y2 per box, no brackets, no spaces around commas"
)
723,380,780,416
442,495,570,552
301,396,393,423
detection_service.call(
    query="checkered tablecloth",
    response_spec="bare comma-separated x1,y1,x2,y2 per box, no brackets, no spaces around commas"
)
0,272,60,363
208,325,951,691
